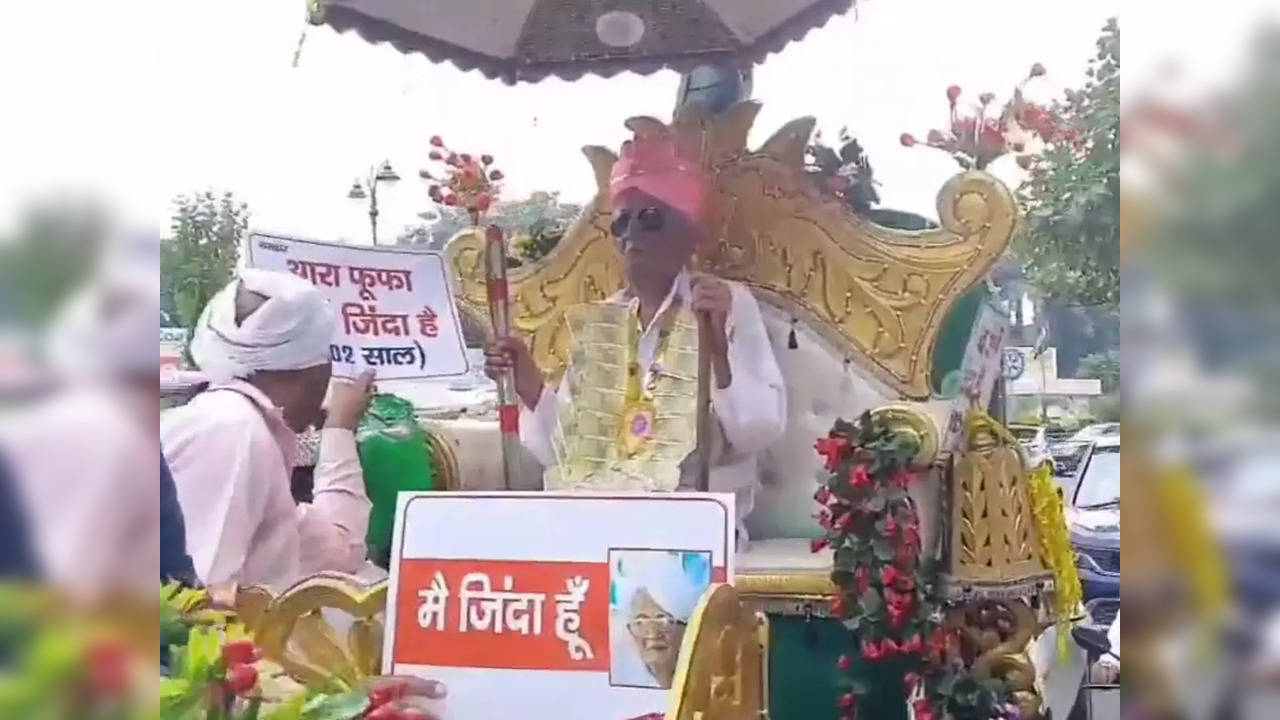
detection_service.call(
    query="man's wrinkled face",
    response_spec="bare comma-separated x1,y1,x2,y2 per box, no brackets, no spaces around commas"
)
627,588,685,688
611,190,698,284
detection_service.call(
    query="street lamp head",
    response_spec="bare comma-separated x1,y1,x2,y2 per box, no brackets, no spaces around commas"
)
376,160,401,183
347,180,368,200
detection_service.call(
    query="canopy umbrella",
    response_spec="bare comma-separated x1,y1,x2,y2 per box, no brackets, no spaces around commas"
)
309,0,855,83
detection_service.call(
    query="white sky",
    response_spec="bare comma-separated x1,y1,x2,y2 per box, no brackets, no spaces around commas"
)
2,0,1132,243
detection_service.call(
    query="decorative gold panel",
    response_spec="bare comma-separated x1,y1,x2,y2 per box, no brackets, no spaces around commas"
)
244,573,388,687
945,414,1053,597
951,598,1043,719
667,583,767,720
445,101,1017,399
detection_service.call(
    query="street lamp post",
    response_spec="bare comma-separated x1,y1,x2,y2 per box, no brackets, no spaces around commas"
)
347,160,401,245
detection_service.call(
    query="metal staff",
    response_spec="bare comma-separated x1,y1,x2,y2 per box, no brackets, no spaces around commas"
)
694,312,713,493
484,224,521,490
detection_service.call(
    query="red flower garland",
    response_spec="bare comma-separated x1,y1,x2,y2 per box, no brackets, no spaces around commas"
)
810,413,950,720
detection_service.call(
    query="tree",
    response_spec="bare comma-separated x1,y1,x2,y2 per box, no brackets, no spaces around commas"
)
1013,18,1119,307
1078,349,1120,394
161,191,249,357
0,199,108,330
398,191,583,262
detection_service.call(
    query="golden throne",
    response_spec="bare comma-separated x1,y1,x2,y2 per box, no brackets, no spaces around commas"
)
245,102,1082,720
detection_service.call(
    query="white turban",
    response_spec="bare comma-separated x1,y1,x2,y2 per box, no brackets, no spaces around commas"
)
189,268,335,382
45,234,160,380
612,551,710,623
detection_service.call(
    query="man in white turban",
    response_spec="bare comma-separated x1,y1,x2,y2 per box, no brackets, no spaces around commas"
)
610,550,710,689
162,269,374,589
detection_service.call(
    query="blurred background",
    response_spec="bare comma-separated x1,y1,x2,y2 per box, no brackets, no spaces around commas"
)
2,0,1280,718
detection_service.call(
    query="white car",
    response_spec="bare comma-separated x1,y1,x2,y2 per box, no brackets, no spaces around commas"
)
1073,422,1120,442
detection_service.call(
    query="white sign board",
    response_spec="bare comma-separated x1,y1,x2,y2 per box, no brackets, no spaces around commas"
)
942,302,1010,453
384,492,736,720
247,232,468,380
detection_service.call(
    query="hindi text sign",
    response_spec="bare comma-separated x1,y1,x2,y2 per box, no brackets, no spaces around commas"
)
942,302,1010,453
385,493,735,719
247,233,468,380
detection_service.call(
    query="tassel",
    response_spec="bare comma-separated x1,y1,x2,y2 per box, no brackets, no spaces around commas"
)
787,317,798,349
841,357,853,394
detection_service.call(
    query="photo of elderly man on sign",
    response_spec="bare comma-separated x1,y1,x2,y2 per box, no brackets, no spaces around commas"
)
608,549,711,689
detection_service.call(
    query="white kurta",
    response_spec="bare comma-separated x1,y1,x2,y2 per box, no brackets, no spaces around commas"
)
519,273,787,544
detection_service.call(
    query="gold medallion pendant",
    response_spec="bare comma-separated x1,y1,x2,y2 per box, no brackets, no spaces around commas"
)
619,399,657,457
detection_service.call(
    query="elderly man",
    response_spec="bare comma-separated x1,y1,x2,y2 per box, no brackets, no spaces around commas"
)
486,126,786,543
162,269,373,588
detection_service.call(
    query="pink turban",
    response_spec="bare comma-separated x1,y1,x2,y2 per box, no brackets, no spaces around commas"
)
610,133,710,226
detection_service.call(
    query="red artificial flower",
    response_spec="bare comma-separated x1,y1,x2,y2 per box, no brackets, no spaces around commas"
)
810,538,830,553
914,698,936,720
978,120,1005,156
428,150,443,161
904,671,923,691
900,133,917,147
814,485,832,506
459,153,472,164
888,607,905,630
978,92,996,106
429,135,445,147
481,154,494,165
85,640,132,698
837,654,853,671
881,566,902,588
903,633,925,655
225,663,258,697
489,169,505,181
1030,62,1047,78
849,465,872,489
445,153,460,167
839,692,857,709
882,637,901,656
952,116,977,139
816,508,833,530
443,194,458,206
835,511,853,531
883,516,899,535
926,129,945,146
814,436,848,471
221,641,261,667
893,469,915,488
947,85,962,105
475,194,492,212
831,594,847,617
861,638,882,661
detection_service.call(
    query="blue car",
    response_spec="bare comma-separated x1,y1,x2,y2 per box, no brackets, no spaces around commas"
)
1068,438,1121,600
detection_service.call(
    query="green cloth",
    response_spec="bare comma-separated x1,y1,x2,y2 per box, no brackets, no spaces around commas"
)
356,394,436,567
931,284,989,396
767,615,910,720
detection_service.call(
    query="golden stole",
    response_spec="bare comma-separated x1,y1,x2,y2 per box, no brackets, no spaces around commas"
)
545,301,701,491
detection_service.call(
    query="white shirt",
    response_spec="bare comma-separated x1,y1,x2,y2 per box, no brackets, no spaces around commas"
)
519,274,787,542
161,380,371,589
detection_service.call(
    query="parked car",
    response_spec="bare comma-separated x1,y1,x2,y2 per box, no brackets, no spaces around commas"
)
1072,422,1120,442
1010,424,1056,474
1049,439,1092,497
1069,437,1120,600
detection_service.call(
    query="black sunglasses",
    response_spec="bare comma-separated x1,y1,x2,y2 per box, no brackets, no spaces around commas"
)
611,206,665,239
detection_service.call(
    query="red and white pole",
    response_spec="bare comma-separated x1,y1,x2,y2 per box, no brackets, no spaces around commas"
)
484,224,521,489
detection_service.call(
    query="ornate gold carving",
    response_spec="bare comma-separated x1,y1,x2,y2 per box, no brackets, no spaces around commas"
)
952,599,1043,719
424,429,460,491
668,584,768,720
946,413,1053,596
245,573,388,687
445,102,1016,399
870,403,941,468
735,571,836,598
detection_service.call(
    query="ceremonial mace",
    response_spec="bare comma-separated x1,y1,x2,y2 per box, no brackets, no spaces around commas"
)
485,225,521,490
